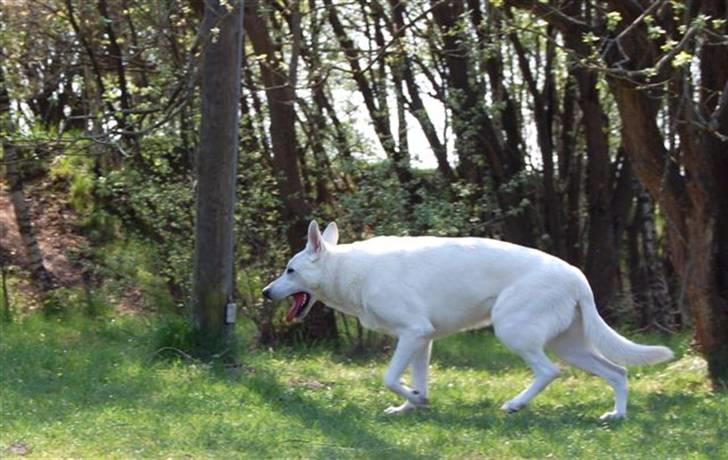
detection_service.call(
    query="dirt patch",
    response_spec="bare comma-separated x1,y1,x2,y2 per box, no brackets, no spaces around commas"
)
287,378,334,391
4,441,31,456
1,180,151,315
1,181,86,288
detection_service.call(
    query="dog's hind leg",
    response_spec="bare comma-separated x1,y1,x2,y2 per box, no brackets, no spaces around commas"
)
550,320,628,420
411,340,433,398
497,347,560,413
383,331,432,414
492,288,572,414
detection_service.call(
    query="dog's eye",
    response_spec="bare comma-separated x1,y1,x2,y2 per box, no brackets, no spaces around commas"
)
286,268,295,274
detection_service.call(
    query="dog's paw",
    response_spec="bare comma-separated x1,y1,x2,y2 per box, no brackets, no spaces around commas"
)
407,390,429,407
599,410,626,422
384,401,417,415
500,400,524,414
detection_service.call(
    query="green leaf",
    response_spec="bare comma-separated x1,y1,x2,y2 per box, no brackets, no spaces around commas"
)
607,11,623,31
672,50,693,68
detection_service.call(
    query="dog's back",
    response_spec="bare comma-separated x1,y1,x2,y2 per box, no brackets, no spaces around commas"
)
325,236,582,336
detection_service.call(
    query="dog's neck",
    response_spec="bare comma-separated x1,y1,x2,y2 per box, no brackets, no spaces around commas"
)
315,245,367,318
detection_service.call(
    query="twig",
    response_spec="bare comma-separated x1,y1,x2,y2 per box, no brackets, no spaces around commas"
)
709,78,728,132
600,0,667,63
356,0,450,75
276,439,398,452
652,320,677,335
151,346,198,362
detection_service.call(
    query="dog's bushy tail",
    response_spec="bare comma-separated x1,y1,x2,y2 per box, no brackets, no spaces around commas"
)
578,285,673,366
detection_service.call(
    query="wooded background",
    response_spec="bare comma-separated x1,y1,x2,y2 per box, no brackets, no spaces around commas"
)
1,0,727,387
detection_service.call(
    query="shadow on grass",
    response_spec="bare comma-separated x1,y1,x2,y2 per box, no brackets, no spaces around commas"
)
291,329,523,374
431,330,523,373
415,387,724,452
1,318,429,458
0,318,168,426
2,317,712,458
221,366,431,459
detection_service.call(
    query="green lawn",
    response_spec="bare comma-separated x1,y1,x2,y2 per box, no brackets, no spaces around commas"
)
1,315,725,459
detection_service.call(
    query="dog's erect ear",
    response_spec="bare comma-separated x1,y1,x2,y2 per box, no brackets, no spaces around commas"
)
321,222,339,246
307,220,323,256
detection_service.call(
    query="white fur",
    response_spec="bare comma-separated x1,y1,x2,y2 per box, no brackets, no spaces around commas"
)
263,221,673,420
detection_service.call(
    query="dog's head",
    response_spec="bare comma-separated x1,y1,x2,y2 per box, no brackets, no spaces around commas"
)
262,220,339,322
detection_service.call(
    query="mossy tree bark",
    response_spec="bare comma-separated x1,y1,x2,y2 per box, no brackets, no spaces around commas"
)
191,0,244,351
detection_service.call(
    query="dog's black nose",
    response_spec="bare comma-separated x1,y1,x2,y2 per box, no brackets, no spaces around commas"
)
262,287,272,300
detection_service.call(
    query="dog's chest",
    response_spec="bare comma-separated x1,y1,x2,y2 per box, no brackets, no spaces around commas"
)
357,308,396,335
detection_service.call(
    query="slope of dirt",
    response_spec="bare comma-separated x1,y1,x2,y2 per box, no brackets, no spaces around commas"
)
1,179,150,314
1,180,86,298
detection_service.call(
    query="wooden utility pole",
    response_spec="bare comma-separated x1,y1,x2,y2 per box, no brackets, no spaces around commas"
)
191,0,244,349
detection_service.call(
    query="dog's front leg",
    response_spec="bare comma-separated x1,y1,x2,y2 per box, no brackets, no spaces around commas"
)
383,332,431,414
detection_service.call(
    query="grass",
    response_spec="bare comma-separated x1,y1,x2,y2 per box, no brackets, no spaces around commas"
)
1,315,726,459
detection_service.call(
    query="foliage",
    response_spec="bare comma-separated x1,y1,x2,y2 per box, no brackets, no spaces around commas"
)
49,154,96,216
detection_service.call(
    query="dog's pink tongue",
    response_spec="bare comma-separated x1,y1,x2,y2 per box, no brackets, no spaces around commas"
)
286,293,306,323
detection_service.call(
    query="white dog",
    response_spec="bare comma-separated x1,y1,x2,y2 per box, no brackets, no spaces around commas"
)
263,221,673,420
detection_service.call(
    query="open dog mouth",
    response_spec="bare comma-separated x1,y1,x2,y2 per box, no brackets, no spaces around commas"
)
285,292,311,323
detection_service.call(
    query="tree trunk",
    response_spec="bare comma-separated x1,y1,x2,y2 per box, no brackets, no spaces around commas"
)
557,74,582,266
1,249,10,322
501,2,728,388
245,1,337,342
245,2,310,246
509,21,562,255
576,68,619,319
324,0,418,206
684,1,728,386
0,62,54,292
636,182,673,330
627,200,649,328
430,0,535,245
97,0,139,153
430,0,487,185
191,0,244,349
388,0,453,180
629,180,673,330
608,0,728,387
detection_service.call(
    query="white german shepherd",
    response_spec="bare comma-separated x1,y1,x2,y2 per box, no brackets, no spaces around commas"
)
263,221,673,420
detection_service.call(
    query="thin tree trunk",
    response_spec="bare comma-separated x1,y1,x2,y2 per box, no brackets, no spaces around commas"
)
97,0,138,152
509,22,562,254
635,181,673,330
245,0,337,342
311,82,356,190
244,1,310,246
431,0,535,245
558,74,582,266
64,0,123,166
1,251,10,322
430,0,486,185
0,63,54,292
298,99,334,205
324,0,417,205
387,0,453,180
576,67,619,319
627,200,650,328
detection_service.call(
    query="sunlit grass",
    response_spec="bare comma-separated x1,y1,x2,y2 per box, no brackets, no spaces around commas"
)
1,315,725,459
